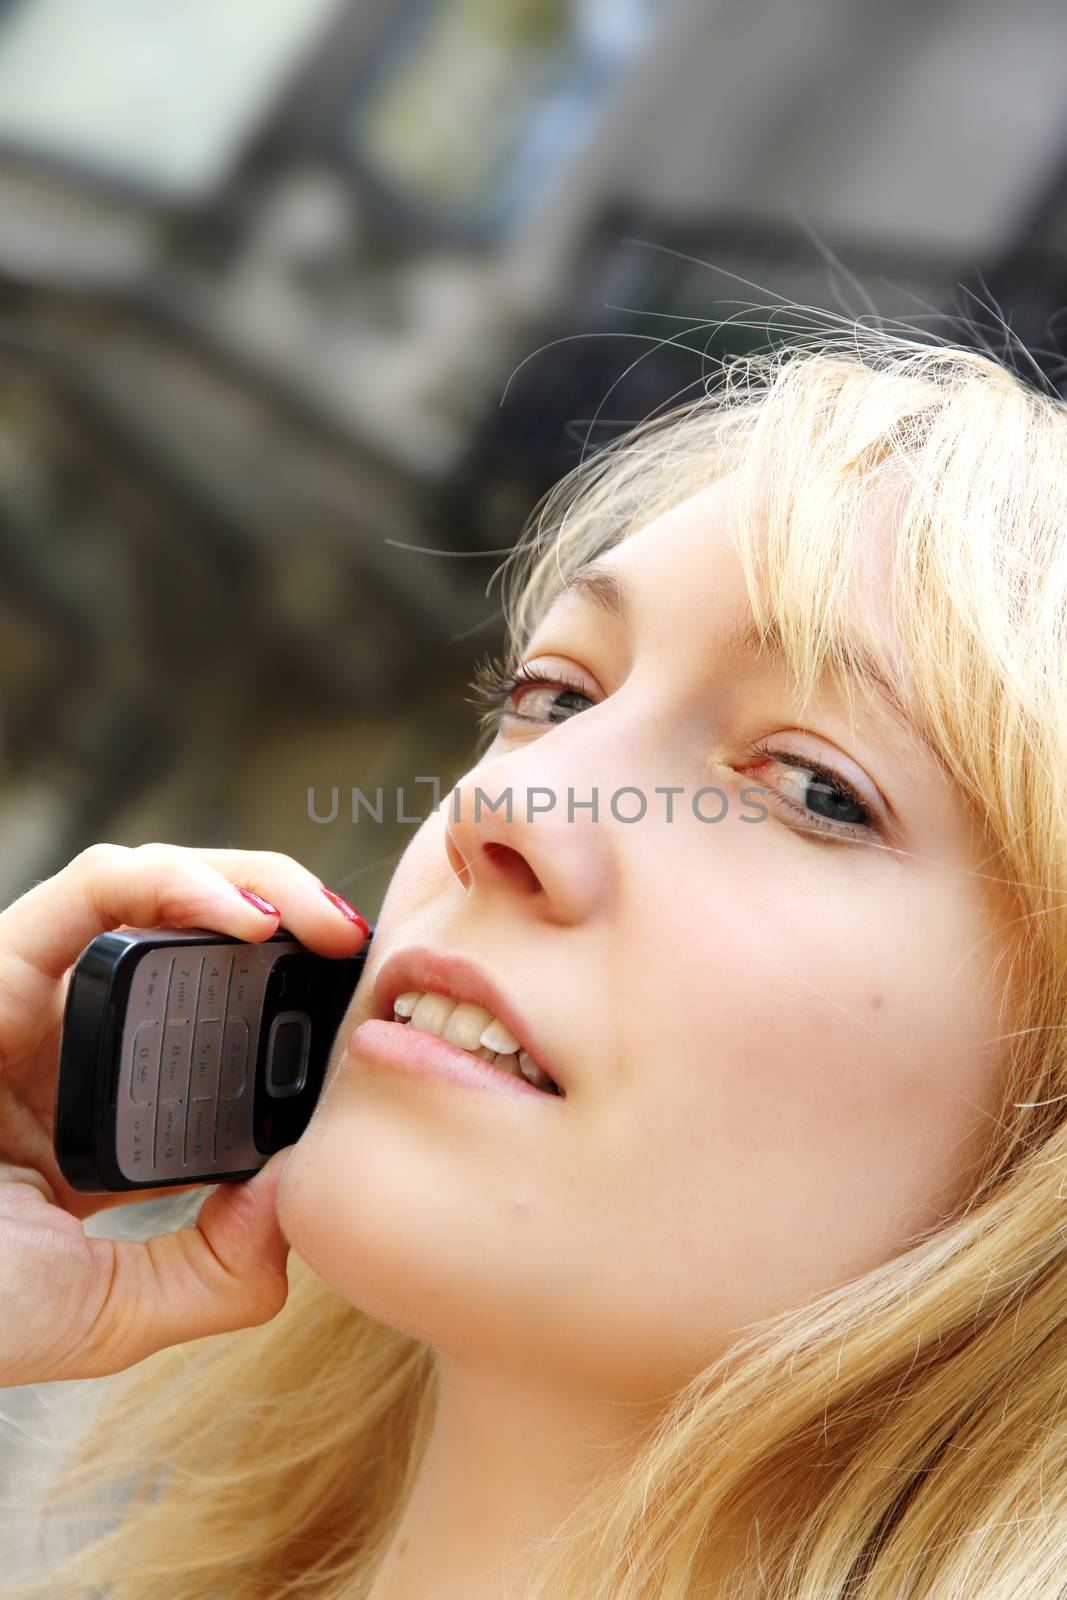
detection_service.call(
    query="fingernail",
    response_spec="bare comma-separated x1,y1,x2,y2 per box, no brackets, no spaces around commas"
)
321,886,371,937
236,886,280,917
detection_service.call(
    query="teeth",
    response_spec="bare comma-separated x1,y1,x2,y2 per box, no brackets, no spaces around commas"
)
409,992,456,1033
443,1002,494,1051
479,1017,521,1055
518,1049,555,1090
390,987,560,1094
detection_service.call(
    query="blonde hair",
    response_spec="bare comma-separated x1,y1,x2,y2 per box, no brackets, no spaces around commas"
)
8,327,1067,1598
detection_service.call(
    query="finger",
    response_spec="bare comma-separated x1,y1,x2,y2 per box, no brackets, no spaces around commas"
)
0,842,285,990
0,1161,59,1204
70,1146,295,1381
78,1178,211,1220
180,848,371,956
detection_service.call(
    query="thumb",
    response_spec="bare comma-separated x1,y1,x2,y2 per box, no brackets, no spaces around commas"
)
182,1141,296,1305
79,1145,297,1379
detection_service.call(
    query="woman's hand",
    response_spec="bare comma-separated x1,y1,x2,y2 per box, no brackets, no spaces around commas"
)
0,842,369,1388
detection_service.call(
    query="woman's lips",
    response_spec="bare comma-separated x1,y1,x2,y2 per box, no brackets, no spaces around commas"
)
371,943,566,1094
343,1017,564,1104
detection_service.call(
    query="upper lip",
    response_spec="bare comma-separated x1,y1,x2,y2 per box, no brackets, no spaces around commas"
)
373,944,565,1093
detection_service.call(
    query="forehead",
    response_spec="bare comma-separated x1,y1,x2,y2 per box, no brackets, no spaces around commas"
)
561,477,905,685
532,476,959,800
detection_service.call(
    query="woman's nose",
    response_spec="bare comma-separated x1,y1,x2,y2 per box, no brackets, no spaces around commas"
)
441,757,615,926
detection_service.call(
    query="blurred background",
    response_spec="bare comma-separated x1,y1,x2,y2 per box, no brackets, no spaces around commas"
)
1,0,1067,921
4,0,1067,1548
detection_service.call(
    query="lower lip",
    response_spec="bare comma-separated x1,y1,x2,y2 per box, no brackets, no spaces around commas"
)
343,1018,561,1103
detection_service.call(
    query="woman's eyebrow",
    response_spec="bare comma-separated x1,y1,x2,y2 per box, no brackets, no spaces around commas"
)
554,559,937,761
557,562,631,626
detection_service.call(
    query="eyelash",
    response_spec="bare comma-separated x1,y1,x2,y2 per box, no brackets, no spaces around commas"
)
745,741,876,840
464,653,879,842
466,653,591,738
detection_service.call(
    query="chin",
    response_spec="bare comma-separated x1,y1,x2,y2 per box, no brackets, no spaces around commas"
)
272,1109,458,1337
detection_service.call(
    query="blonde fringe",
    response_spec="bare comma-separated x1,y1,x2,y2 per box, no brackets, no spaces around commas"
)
7,326,1067,1597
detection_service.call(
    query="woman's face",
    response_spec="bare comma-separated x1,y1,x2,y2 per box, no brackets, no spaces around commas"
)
278,477,1009,1405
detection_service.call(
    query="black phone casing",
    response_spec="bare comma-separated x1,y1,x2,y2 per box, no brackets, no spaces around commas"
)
55,926,371,1193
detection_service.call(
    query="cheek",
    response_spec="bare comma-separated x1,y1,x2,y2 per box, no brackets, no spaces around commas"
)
612,857,1000,1302
376,807,455,919
318,814,456,1079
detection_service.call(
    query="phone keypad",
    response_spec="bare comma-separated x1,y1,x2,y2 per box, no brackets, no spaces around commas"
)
168,957,201,1023
130,1021,162,1105
142,958,172,1022
220,1018,250,1098
115,939,300,1181
191,1017,222,1098
159,1014,194,1102
187,1096,215,1165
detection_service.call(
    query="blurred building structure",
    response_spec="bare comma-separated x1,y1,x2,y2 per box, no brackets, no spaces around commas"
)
0,0,1066,913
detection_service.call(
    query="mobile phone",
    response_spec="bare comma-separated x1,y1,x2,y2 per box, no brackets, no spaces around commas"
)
54,925,372,1194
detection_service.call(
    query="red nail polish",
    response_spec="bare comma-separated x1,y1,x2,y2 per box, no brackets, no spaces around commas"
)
321,886,371,937
236,886,280,917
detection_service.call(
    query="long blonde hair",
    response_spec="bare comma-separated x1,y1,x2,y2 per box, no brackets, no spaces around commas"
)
8,329,1067,1598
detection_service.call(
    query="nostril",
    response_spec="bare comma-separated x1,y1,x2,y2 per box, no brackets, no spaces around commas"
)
482,841,541,894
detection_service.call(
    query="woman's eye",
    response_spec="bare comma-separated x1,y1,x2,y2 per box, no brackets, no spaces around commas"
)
466,655,595,733
465,654,883,844
508,676,593,725
745,742,880,841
